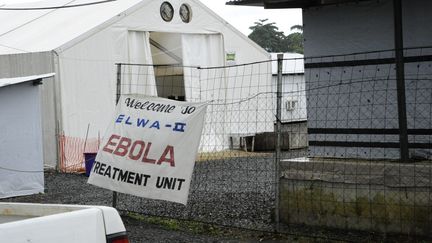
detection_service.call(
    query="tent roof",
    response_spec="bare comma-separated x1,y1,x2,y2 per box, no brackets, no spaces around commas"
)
0,0,143,54
0,73,55,88
0,0,269,59
271,53,304,74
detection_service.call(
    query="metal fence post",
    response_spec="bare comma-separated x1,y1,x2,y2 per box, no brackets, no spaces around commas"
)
393,0,409,161
275,54,283,231
112,63,122,208
116,63,122,105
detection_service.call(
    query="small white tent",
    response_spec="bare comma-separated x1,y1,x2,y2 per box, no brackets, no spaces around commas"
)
0,0,270,168
0,73,54,198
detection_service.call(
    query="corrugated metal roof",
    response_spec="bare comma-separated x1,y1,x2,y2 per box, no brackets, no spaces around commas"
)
0,0,142,54
0,73,55,88
226,0,373,9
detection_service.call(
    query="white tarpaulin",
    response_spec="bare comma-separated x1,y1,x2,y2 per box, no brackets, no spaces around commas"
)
181,33,224,101
126,31,157,96
181,34,227,151
88,95,207,204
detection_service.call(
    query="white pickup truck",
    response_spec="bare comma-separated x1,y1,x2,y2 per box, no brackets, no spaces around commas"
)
0,202,128,243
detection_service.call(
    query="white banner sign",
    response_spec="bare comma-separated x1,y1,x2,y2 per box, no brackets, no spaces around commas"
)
88,95,207,204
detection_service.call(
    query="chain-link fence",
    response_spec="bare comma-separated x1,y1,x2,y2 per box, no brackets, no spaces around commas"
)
282,46,432,237
109,47,430,237
114,60,296,231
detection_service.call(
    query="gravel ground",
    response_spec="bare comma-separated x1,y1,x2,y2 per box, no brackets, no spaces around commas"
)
0,170,314,242
0,151,304,242
115,155,278,231
2,149,425,242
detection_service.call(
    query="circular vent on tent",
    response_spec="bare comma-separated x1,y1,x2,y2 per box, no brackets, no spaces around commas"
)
160,2,174,22
179,4,192,23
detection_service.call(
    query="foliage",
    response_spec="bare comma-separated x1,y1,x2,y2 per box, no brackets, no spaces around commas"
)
285,32,304,54
248,19,286,52
290,25,303,32
248,19,303,54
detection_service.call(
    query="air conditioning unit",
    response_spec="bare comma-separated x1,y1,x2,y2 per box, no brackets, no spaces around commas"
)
285,99,298,111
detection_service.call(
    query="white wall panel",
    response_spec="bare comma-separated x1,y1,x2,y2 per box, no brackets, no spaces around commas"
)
0,82,44,198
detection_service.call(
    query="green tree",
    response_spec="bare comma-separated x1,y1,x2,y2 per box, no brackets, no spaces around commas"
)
285,33,303,54
248,20,304,54
248,19,286,52
285,24,304,54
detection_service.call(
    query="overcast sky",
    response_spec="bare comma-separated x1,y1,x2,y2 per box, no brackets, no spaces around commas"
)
0,0,303,36
199,0,302,36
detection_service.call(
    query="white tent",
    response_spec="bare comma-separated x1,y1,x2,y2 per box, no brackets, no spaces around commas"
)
0,0,270,168
0,73,54,198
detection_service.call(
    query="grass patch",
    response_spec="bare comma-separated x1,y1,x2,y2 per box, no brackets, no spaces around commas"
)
126,212,221,235
124,212,376,242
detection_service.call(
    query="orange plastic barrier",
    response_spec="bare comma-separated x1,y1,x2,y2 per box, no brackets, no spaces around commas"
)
58,134,100,173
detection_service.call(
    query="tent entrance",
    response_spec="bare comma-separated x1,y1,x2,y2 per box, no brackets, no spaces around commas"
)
127,31,224,101
150,32,186,101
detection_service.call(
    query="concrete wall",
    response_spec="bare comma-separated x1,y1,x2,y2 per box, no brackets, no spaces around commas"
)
0,52,57,168
280,158,432,235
